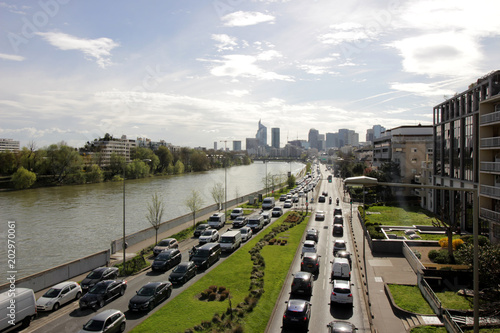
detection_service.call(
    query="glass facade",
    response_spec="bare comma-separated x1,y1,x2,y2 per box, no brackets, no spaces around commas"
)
464,116,474,181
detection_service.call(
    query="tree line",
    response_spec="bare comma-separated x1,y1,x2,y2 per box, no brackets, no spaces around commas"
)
0,140,252,190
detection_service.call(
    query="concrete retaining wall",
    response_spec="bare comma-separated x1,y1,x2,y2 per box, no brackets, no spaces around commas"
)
0,250,110,293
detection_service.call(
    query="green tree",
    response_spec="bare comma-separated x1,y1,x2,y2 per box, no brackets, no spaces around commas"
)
190,150,210,172
146,192,165,245
174,160,185,174
0,151,17,174
85,164,104,183
126,159,150,179
45,142,83,183
11,167,36,189
156,146,173,173
210,182,225,211
185,190,204,228
287,174,296,189
109,153,126,175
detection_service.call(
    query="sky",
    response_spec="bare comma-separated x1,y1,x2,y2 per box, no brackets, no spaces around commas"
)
1,0,500,150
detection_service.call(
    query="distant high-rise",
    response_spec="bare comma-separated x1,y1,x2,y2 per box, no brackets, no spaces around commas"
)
214,141,217,150
232,140,242,151
326,132,338,149
256,120,267,147
338,129,349,147
308,128,319,150
271,128,280,149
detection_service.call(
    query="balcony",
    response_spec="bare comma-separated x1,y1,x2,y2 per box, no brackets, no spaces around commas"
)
480,137,500,149
480,207,500,222
480,185,500,199
480,110,500,125
480,162,500,173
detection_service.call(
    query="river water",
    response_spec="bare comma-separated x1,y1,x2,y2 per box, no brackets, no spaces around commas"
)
0,161,304,281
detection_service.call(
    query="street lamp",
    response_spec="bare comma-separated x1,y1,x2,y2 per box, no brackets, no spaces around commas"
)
220,141,228,220
344,177,480,333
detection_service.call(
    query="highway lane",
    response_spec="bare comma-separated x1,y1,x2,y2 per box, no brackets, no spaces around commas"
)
266,164,370,332
20,197,296,332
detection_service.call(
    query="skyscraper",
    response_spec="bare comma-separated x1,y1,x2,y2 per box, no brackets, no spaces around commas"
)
256,120,267,147
308,128,319,150
271,128,280,149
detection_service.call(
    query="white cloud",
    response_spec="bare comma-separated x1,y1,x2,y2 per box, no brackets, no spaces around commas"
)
227,90,250,97
390,81,457,97
318,23,373,45
389,32,482,77
209,54,294,81
0,53,25,61
36,32,119,68
222,11,275,27
256,50,282,61
212,34,238,51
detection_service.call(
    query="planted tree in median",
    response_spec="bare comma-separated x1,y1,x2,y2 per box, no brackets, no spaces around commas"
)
146,192,165,245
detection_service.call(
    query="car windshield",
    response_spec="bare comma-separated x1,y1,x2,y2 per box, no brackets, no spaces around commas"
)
220,237,233,243
155,253,170,261
82,319,105,331
157,240,170,246
304,243,315,248
88,284,107,294
173,265,187,273
240,229,248,234
201,230,213,236
335,242,346,249
137,286,155,296
196,225,206,230
86,270,103,279
43,288,61,298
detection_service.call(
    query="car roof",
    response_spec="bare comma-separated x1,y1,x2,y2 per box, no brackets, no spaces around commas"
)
328,320,356,331
302,252,318,259
159,248,178,255
178,261,194,267
294,271,312,279
334,239,346,244
304,240,316,245
333,279,350,287
286,299,308,311
92,267,108,273
88,309,123,321
307,229,318,234
198,242,219,250
50,281,78,289
141,281,168,288
96,280,116,286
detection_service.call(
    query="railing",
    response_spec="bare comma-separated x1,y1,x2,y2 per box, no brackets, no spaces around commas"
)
480,111,500,125
480,136,500,148
480,207,500,221
480,161,500,173
402,242,424,275
480,184,500,199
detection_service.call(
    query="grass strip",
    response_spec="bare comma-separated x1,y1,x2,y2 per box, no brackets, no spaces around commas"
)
387,284,434,315
365,206,436,226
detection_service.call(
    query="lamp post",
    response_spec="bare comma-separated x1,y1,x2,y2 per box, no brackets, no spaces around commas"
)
220,141,228,220
344,177,480,333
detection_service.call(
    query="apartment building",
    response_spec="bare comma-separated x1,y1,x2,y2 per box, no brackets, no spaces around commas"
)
88,135,136,167
433,70,500,243
0,138,20,152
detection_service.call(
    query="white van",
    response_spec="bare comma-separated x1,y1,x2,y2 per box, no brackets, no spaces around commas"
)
207,213,226,229
219,230,242,253
0,288,37,331
261,197,275,210
330,257,351,280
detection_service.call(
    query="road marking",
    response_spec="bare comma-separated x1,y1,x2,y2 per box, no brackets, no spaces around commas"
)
374,276,383,283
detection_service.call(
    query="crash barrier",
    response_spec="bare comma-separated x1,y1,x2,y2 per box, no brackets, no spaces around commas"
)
0,250,110,293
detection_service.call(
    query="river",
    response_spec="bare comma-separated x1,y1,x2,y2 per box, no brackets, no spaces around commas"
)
0,161,304,281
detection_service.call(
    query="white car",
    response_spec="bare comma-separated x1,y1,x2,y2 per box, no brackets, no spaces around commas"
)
153,238,179,256
240,226,253,242
230,208,244,220
330,279,353,305
315,211,325,221
301,240,317,256
283,199,293,208
36,281,82,311
198,229,219,244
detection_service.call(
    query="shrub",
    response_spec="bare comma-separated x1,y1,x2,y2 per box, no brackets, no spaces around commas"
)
452,239,464,250
413,250,421,259
428,250,439,261
218,286,226,293
438,237,448,248
208,292,217,301
434,250,451,264
209,285,217,292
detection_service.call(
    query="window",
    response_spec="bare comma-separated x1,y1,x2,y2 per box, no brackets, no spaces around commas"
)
411,148,417,153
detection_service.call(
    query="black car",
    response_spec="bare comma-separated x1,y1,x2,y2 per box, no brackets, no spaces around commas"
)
168,261,197,285
151,249,182,272
79,280,127,309
128,281,172,312
305,229,319,243
232,216,248,228
318,195,326,203
301,252,320,274
193,223,209,237
282,299,311,329
335,250,352,268
333,208,342,216
80,267,119,291
327,320,357,332
290,271,314,296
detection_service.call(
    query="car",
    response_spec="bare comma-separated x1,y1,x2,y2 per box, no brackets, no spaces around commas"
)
301,252,320,274
318,195,326,203
334,215,344,225
79,280,127,310
198,229,219,244
232,216,248,228
128,281,172,312
78,309,125,333
168,261,197,285
333,208,342,216
193,223,210,237
279,194,287,201
283,199,293,208
153,238,179,256
282,299,311,329
333,240,347,254
327,320,358,333
301,240,317,256
292,195,299,203
80,267,119,291
291,271,314,296
230,208,244,220
305,229,319,242
191,243,221,270
330,279,353,305
271,207,283,217
333,224,344,236
335,250,352,268
314,210,325,221
322,191,328,196
151,248,182,272
247,215,264,232
239,226,253,242
36,281,82,311
261,211,271,225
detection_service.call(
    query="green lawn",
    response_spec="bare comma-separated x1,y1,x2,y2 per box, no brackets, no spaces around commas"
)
387,284,434,315
132,212,309,333
435,290,472,311
365,206,436,226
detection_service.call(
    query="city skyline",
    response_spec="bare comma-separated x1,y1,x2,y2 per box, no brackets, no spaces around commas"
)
1,1,500,149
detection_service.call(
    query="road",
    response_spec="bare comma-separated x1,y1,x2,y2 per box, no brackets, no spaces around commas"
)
265,164,370,332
